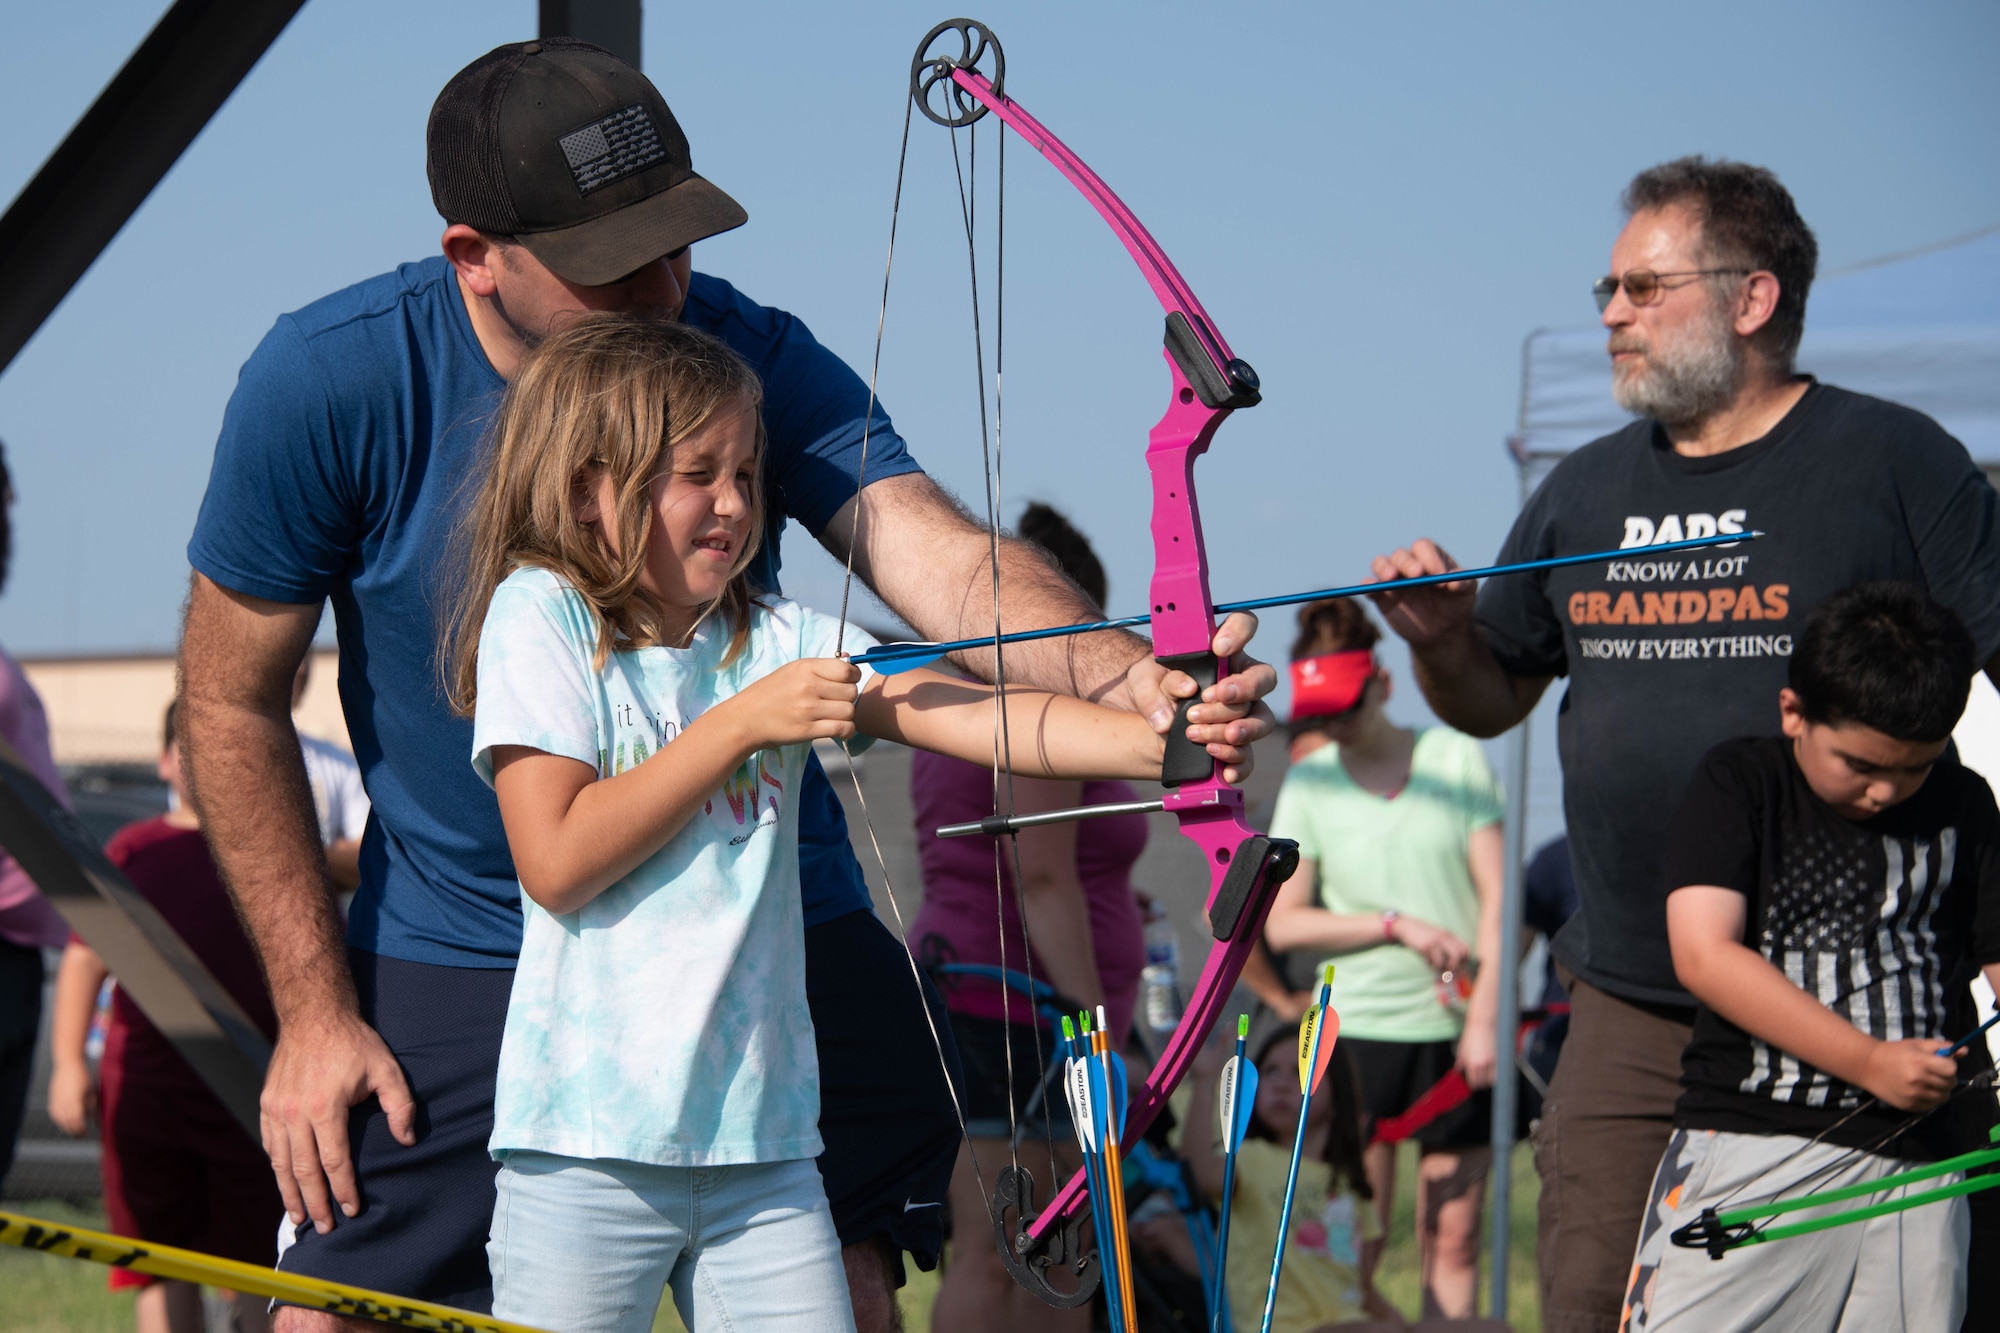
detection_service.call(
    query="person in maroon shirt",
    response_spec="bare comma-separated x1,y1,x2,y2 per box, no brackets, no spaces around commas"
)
49,703,280,1333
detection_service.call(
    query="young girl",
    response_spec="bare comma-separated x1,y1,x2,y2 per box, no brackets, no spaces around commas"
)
444,314,1166,1333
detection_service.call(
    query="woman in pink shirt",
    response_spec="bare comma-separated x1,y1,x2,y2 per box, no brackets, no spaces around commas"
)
0,443,74,1188
914,504,1147,1333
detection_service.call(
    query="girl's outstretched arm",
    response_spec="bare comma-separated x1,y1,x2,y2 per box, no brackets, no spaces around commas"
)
494,658,862,914
856,668,1163,781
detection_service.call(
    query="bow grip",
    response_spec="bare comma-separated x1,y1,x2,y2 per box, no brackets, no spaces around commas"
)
1156,650,1217,787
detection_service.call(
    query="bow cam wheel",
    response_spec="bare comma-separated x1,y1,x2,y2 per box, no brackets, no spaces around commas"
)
911,18,1005,127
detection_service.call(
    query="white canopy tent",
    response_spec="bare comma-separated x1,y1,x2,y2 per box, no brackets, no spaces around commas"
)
1514,222,2000,467
1483,226,2000,1307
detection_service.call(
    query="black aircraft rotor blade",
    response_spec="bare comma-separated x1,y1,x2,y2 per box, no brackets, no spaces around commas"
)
0,0,309,376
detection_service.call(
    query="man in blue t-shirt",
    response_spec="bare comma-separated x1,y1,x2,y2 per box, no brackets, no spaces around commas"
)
179,40,1274,1329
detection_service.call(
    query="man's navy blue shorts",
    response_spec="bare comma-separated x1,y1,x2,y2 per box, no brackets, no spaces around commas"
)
277,913,964,1309
805,908,964,1285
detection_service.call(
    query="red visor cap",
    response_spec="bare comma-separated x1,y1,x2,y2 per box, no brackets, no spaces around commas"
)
1290,650,1376,720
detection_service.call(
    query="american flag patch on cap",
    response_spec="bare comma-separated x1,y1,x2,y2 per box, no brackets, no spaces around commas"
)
558,104,666,194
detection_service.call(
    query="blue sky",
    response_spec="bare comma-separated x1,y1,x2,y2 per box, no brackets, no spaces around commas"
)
1,0,1995,812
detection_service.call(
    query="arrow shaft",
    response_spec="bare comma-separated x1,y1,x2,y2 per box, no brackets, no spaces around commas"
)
1214,1149,1240,1332
1260,1057,1317,1333
937,798,1165,840
1262,979,1335,1333
1095,1032,1139,1332
851,531,1762,669
1937,1010,2000,1057
1212,1032,1248,1333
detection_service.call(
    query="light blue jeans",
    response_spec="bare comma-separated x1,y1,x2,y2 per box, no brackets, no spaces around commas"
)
488,1151,856,1333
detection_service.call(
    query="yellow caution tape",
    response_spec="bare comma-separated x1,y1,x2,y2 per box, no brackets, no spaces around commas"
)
0,1208,549,1333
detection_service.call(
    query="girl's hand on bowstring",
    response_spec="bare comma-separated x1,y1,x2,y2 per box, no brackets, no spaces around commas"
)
721,658,861,751
1862,1038,1960,1112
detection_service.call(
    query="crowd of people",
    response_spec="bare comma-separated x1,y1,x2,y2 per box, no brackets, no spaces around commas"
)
0,31,1995,1333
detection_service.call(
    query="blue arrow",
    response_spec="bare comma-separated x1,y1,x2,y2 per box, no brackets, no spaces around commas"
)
1937,1009,2000,1057
851,531,1765,674
1211,1013,1256,1333
1261,965,1338,1333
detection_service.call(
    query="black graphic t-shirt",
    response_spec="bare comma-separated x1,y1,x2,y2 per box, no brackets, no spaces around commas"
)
1663,737,2000,1151
1477,382,2000,1004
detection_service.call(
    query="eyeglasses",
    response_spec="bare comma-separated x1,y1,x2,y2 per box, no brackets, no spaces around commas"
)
1593,268,1748,313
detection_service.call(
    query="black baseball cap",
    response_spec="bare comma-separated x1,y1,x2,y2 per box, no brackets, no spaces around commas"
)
427,39,748,286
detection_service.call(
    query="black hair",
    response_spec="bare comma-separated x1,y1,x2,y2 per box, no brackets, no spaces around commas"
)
1622,157,1819,370
1246,1023,1372,1201
1789,582,1974,742
163,700,178,752
1017,502,1107,608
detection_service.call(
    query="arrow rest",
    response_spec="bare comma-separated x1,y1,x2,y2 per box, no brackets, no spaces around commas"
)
990,1165,1100,1307
911,18,1005,127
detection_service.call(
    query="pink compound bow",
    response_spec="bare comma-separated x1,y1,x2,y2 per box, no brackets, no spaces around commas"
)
907,19,1300,1305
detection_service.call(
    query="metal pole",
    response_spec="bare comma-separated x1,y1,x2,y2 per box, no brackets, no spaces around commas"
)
1488,332,1543,1319
539,0,644,68
1487,716,1530,1318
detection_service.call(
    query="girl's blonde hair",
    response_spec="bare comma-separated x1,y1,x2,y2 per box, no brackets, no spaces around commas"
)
443,313,766,715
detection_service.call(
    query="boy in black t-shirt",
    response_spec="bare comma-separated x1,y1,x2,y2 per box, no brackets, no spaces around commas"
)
1621,583,2000,1333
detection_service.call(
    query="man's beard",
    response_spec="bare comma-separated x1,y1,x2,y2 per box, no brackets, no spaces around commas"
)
1609,295,1744,429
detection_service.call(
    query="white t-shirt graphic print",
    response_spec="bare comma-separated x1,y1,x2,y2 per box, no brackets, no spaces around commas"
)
471,567,877,1166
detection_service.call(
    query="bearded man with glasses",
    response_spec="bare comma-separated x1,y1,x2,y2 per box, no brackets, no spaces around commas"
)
1367,156,2000,1333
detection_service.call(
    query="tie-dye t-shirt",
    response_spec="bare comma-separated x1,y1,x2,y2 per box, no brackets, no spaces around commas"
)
471,567,877,1167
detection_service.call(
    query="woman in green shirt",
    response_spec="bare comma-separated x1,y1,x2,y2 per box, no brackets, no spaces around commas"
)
1263,600,1506,1323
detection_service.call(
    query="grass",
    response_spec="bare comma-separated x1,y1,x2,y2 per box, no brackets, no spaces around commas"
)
1373,1141,1541,1332
649,1260,940,1331
11,1147,1542,1331
0,1199,131,1333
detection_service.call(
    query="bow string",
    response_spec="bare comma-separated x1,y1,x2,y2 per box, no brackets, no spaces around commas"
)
831,16,1301,1307
1669,1013,2000,1258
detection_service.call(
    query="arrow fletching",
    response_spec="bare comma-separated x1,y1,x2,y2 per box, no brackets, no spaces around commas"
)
1219,1056,1259,1154
1297,999,1340,1096
1297,1007,1321,1093
1309,1007,1339,1095
850,642,945,674
1069,1051,1098,1151
1108,1048,1130,1141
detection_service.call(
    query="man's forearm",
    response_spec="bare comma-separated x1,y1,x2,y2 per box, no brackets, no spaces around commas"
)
179,577,353,1028
926,534,1145,704
184,695,353,1025
1408,622,1544,739
836,474,1148,704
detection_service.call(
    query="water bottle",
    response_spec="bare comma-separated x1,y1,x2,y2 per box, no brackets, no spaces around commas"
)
1141,901,1183,1035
